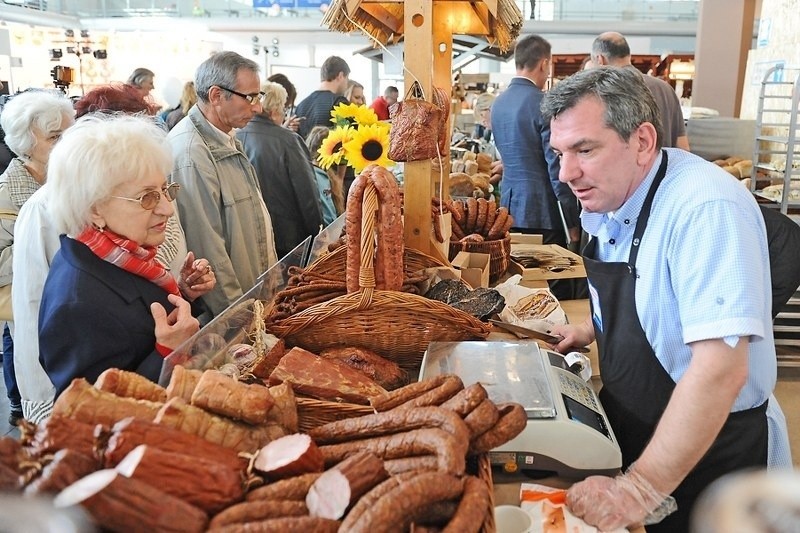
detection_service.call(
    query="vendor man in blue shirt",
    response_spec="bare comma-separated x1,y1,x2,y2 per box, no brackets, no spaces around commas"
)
544,67,790,532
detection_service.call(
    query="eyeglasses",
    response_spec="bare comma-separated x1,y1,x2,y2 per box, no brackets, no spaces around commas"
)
111,183,180,210
216,85,265,105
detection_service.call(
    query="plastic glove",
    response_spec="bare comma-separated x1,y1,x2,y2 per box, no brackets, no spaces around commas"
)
566,463,677,531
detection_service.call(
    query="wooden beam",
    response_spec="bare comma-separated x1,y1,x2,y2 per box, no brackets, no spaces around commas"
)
431,2,490,35
401,0,435,255
360,3,403,34
346,0,362,15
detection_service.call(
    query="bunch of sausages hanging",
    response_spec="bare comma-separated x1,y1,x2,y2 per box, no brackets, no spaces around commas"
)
447,197,514,243
345,164,405,293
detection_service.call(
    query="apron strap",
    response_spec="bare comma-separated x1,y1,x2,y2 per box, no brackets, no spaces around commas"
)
628,150,669,266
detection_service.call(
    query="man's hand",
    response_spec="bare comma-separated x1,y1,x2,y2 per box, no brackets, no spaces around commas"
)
549,317,595,353
490,159,503,185
567,466,676,531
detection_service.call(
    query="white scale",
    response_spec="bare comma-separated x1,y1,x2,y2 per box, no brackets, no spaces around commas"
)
419,341,622,480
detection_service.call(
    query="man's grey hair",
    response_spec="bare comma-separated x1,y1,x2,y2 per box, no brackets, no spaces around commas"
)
195,51,260,103
591,33,631,62
541,67,663,149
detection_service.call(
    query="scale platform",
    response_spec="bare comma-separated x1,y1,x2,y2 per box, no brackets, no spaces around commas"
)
420,341,622,480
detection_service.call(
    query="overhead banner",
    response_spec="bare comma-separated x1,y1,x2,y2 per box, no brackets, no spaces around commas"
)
252,0,327,8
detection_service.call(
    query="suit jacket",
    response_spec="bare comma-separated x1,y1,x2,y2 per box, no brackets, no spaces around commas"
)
237,116,323,258
491,77,579,232
39,236,168,397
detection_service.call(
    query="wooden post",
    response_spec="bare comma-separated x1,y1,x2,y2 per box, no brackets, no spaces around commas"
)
401,0,435,255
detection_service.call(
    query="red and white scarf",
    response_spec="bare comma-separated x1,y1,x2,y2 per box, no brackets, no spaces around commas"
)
76,226,180,296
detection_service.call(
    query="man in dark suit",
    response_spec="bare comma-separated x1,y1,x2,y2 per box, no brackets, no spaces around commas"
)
491,34,581,299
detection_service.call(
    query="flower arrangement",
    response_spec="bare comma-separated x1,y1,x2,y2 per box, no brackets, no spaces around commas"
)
317,103,394,173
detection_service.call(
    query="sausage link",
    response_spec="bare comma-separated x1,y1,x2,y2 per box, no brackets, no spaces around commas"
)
319,428,466,475
309,406,469,446
442,476,490,533
391,375,464,410
346,472,465,533
484,197,497,236
465,197,479,234
487,207,509,240
440,383,488,417
469,402,527,455
475,199,489,237
370,375,449,412
464,399,500,439
245,473,322,502
339,472,419,530
346,174,369,293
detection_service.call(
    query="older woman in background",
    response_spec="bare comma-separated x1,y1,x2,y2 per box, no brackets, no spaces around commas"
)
165,81,197,131
38,114,215,399
126,68,155,100
0,90,74,425
237,81,323,258
74,83,157,118
306,125,342,224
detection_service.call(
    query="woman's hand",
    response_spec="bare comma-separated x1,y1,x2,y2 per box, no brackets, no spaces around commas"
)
177,251,216,301
283,115,302,132
151,293,200,352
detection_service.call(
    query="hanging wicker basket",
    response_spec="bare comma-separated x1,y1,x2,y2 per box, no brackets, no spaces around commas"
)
449,236,512,283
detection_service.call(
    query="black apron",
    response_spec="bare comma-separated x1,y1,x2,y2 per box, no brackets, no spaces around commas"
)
582,151,768,532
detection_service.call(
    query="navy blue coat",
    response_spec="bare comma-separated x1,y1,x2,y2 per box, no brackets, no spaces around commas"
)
491,77,579,231
39,236,169,397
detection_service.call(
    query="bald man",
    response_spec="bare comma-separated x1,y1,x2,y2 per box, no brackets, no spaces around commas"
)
591,32,690,151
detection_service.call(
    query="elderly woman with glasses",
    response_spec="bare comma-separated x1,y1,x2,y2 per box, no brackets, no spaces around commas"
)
38,114,216,399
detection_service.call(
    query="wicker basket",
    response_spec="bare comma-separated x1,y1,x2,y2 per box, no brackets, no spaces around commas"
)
269,181,490,370
449,236,512,282
304,242,448,281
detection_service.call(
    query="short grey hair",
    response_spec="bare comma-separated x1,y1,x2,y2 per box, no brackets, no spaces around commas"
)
260,81,287,115
541,67,663,149
195,51,260,104
0,91,74,158
47,114,173,237
127,67,155,88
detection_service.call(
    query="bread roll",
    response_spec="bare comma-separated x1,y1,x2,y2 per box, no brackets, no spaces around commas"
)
733,159,753,178
464,160,479,176
476,153,492,174
450,172,476,198
724,156,743,166
722,165,740,177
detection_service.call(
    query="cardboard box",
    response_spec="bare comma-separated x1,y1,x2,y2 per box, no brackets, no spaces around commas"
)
509,233,544,245
451,251,490,288
507,244,586,281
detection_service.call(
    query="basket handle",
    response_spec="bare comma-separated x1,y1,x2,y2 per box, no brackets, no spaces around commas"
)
356,181,380,307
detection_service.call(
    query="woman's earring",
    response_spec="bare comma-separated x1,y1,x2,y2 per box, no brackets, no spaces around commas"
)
92,222,105,232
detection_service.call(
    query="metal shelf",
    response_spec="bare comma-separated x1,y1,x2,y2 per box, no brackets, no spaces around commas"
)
751,65,800,215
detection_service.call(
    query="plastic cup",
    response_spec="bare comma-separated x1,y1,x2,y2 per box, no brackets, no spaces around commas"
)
494,505,532,533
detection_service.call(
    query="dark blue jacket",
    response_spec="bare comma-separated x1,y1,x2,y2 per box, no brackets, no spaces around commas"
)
491,77,579,231
39,235,169,397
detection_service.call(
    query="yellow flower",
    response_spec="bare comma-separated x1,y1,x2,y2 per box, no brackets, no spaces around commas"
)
342,123,393,173
317,126,352,170
331,102,379,129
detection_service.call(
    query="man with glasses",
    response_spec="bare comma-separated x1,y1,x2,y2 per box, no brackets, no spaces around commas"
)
167,51,278,318
294,55,350,139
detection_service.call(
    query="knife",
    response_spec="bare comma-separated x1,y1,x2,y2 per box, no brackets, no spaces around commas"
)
489,319,589,353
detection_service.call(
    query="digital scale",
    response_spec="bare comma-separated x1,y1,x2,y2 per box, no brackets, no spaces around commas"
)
419,341,622,480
